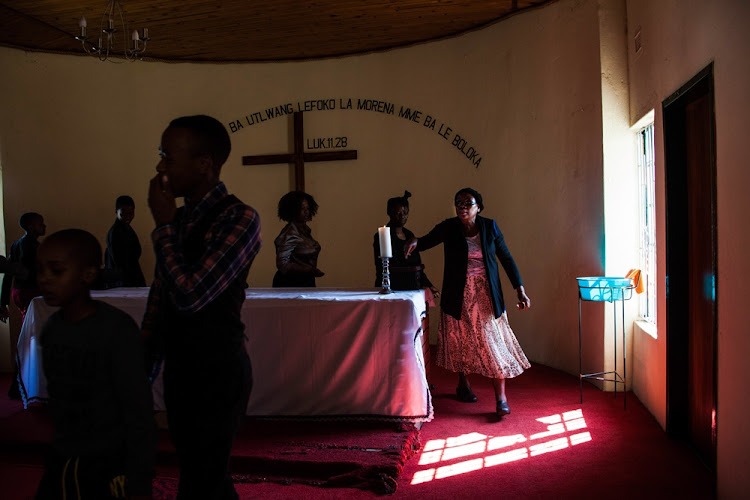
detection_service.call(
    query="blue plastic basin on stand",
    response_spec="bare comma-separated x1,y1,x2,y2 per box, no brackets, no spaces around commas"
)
576,277,634,302
576,276,635,409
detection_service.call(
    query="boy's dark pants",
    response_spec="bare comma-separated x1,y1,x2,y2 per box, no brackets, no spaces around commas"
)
164,349,252,500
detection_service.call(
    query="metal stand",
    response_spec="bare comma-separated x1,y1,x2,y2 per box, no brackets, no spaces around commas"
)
578,279,635,410
379,257,392,294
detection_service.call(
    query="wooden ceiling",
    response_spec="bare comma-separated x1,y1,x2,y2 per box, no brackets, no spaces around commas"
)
0,0,555,63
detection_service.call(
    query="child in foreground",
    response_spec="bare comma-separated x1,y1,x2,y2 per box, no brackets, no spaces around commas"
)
35,229,155,500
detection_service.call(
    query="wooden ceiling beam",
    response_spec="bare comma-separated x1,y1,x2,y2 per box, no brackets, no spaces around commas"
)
0,0,558,63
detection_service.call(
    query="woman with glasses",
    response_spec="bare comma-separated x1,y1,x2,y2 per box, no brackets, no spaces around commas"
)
405,187,531,418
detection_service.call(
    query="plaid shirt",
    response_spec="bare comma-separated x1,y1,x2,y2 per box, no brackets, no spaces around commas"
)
142,182,261,331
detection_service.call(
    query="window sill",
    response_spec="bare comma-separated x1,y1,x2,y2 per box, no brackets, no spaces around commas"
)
635,320,657,339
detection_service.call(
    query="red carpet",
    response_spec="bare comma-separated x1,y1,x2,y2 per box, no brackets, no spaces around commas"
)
0,362,714,499
402,363,715,499
232,419,419,493
0,375,421,497
152,418,420,495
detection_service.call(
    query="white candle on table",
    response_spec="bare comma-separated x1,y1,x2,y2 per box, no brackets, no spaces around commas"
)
378,226,392,258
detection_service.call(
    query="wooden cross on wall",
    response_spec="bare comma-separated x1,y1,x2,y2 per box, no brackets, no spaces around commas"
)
242,111,357,192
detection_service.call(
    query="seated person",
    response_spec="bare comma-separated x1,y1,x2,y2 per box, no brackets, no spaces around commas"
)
273,191,324,287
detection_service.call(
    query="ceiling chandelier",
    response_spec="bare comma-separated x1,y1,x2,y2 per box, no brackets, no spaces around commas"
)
75,0,150,62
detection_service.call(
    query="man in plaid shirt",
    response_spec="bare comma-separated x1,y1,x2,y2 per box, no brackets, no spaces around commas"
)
144,114,261,500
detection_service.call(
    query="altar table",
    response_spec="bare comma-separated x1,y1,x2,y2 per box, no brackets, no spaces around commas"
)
16,288,433,422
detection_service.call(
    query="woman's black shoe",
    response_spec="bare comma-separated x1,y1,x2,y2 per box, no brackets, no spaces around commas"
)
456,386,478,403
496,400,511,416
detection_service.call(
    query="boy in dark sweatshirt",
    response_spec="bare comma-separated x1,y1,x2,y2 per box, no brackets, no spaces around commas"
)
35,229,155,499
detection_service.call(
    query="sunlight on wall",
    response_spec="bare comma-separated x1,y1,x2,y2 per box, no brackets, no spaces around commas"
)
411,409,591,484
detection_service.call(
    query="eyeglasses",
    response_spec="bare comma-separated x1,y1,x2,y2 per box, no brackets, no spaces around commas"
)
455,201,477,209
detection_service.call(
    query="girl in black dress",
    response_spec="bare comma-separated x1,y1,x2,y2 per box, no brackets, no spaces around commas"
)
373,191,438,295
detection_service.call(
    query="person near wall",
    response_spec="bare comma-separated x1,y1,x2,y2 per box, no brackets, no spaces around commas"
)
272,191,324,287
104,195,147,287
372,190,439,296
143,114,262,499
0,255,30,278
405,187,531,417
0,211,46,399
34,229,155,500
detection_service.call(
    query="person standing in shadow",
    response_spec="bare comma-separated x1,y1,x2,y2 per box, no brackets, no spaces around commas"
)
272,191,324,287
0,211,46,399
143,114,262,499
373,190,439,296
105,195,146,287
35,229,155,500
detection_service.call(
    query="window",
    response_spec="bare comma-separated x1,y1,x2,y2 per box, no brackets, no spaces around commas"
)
636,122,656,324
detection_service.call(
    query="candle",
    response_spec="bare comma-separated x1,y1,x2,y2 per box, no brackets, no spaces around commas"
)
378,226,392,258
78,17,87,38
131,30,140,51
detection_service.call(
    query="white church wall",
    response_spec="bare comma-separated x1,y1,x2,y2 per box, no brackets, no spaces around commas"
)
626,0,750,497
0,1,604,384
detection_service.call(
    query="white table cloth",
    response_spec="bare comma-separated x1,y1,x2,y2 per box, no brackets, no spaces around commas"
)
17,288,433,422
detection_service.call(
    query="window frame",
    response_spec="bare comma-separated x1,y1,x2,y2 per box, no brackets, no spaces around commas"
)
636,121,657,325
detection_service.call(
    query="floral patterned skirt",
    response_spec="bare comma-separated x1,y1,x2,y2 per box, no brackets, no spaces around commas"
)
437,274,530,379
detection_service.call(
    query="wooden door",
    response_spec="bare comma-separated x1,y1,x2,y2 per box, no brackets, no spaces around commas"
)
685,90,716,465
664,65,717,470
